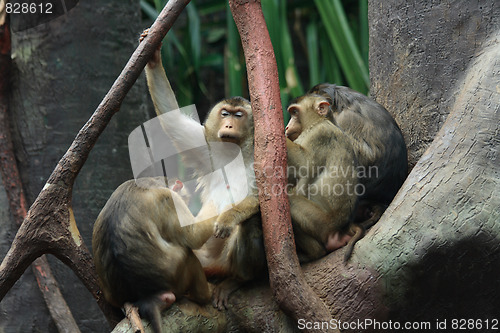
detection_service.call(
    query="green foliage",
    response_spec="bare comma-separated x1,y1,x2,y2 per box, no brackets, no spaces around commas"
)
140,0,369,112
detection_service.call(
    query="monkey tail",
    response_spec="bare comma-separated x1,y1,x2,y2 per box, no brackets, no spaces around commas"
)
359,203,387,230
343,224,365,263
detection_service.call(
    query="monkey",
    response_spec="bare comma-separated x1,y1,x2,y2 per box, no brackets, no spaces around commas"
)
92,177,214,333
141,29,266,310
285,94,362,262
306,83,408,227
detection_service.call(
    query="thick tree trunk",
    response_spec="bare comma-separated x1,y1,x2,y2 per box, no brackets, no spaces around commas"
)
369,0,500,168
353,34,500,323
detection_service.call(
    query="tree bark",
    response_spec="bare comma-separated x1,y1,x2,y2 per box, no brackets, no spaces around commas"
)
228,0,335,332
0,9,81,332
369,0,500,169
1,0,189,330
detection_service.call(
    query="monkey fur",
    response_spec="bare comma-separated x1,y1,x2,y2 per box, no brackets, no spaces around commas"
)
92,177,214,333
142,29,265,309
307,83,408,226
286,94,361,262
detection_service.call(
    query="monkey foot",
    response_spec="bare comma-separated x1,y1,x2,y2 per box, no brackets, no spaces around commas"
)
325,232,352,253
212,279,241,310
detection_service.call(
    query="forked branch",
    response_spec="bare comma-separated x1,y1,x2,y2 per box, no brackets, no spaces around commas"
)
0,0,190,326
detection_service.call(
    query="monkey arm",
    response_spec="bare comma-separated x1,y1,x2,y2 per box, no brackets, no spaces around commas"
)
183,217,218,249
213,195,260,239
143,29,180,115
285,138,308,169
144,50,215,174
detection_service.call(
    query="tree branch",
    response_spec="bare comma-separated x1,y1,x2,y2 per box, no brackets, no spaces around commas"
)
0,0,190,326
228,0,335,332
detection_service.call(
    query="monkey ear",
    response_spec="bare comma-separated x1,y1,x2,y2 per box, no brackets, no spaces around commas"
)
317,101,330,117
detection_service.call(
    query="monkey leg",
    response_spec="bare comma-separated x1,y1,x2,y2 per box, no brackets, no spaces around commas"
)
289,192,357,262
294,232,327,263
214,195,260,238
212,216,266,309
184,251,211,305
288,193,335,243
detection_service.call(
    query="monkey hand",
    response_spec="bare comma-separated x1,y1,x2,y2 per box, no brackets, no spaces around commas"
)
212,279,241,310
213,218,234,239
139,28,162,67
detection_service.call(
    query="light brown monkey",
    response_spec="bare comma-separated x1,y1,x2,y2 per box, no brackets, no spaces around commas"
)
92,177,214,333
285,94,361,262
142,29,265,310
307,84,408,227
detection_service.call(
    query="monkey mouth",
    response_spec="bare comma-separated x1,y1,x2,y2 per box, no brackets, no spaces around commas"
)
219,133,240,144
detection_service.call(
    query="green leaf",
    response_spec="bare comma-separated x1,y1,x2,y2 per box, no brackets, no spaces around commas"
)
226,3,244,97
359,0,369,66
140,0,158,21
314,0,369,93
186,3,201,72
306,21,320,87
279,0,303,97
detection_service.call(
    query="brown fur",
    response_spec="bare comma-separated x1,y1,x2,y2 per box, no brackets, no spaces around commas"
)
92,178,213,333
308,84,408,223
286,95,360,262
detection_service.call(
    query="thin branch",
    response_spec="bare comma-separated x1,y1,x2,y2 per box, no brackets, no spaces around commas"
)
228,0,336,332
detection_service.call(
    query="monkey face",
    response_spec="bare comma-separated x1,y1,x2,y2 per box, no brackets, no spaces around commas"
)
285,95,330,141
217,105,250,145
204,97,253,145
285,105,302,141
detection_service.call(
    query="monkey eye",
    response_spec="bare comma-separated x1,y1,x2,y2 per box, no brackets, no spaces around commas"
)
221,110,230,117
234,111,244,117
288,106,298,116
